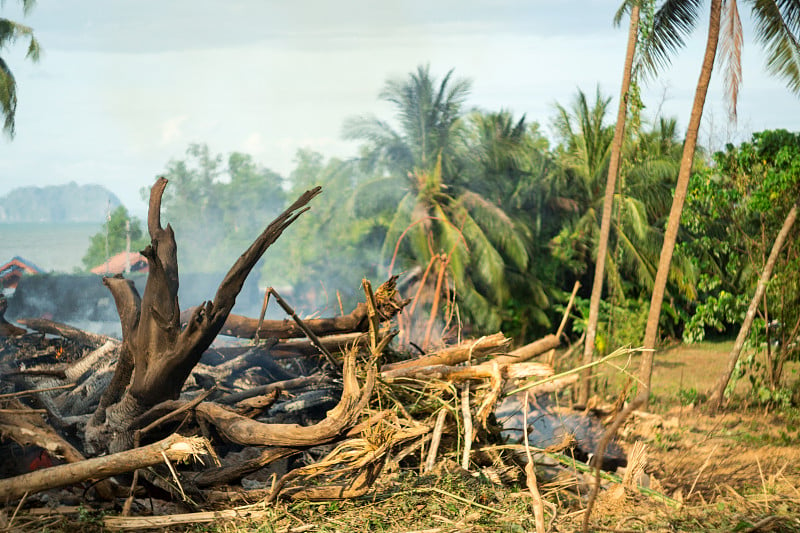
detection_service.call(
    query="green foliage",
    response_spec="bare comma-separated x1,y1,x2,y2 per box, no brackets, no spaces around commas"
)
682,129,800,344
685,129,800,405
345,66,541,335
572,295,649,354
267,149,384,313
151,143,286,274
0,0,41,137
81,206,148,270
682,290,747,343
550,87,694,339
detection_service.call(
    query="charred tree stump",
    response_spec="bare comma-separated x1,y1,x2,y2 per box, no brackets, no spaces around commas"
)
85,177,320,454
0,295,25,337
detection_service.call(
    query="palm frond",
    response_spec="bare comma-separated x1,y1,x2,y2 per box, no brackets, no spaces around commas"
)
452,205,508,301
614,0,639,26
458,190,530,270
639,0,704,77
616,223,658,289
618,195,651,241
381,192,416,262
750,0,800,95
457,279,502,331
667,246,698,299
720,0,744,121
0,56,17,136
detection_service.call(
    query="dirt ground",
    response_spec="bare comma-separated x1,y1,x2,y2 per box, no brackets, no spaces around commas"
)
4,341,800,532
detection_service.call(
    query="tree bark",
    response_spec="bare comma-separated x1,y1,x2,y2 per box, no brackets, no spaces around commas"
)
195,349,374,447
638,0,722,409
201,277,406,340
579,4,640,405
86,178,321,454
379,332,511,372
707,203,798,411
0,434,208,502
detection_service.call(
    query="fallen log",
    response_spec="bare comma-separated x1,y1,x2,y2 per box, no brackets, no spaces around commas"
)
16,317,114,348
189,447,298,488
0,433,209,502
189,277,407,340
491,334,560,365
270,332,368,359
217,373,328,405
195,350,373,447
0,400,115,499
380,361,554,384
380,333,511,372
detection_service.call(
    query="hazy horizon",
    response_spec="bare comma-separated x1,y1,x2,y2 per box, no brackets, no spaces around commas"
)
2,1,800,215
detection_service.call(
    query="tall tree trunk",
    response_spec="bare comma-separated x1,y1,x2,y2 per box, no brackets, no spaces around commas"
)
707,203,798,411
579,5,640,405
638,0,723,409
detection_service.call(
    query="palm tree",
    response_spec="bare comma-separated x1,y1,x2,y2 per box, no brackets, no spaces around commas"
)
578,3,641,405
552,88,693,351
344,67,530,337
461,111,557,340
549,87,681,295
552,87,615,188
637,0,800,407
343,64,470,177
0,0,41,137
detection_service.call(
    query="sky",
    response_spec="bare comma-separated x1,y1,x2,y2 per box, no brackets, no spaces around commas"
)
1,0,799,217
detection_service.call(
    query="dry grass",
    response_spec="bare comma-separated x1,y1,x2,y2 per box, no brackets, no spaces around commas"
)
5,342,800,532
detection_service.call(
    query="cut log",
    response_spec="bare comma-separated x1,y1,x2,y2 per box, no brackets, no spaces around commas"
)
195,276,407,340
0,433,208,502
15,317,113,348
380,333,511,372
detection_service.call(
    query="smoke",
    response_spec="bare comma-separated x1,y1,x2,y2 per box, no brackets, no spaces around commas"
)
6,271,265,337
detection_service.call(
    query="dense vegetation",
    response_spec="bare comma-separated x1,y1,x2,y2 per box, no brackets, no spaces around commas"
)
76,63,799,407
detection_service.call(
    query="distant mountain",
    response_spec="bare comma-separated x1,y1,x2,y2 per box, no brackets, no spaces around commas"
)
0,182,122,223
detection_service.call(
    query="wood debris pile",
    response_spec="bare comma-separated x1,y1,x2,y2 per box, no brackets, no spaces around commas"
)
0,179,626,530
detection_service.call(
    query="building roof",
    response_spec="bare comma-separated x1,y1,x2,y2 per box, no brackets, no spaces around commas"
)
0,256,43,276
90,252,149,275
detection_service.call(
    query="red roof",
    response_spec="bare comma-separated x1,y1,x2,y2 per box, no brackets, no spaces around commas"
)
1,256,43,289
90,252,149,275
1,256,42,276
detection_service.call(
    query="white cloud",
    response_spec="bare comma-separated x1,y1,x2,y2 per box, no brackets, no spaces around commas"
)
242,132,265,155
160,115,188,145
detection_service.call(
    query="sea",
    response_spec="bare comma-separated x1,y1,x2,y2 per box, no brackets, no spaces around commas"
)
0,222,100,273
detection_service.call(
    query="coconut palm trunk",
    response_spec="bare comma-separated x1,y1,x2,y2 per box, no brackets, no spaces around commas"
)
578,4,641,406
707,203,798,411
638,0,723,408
